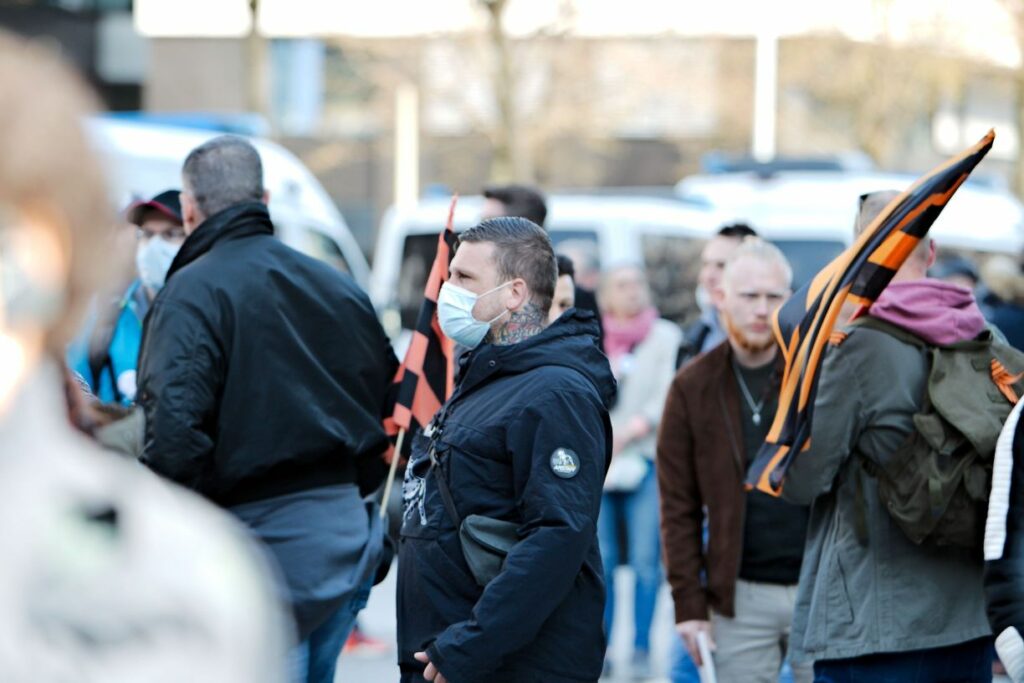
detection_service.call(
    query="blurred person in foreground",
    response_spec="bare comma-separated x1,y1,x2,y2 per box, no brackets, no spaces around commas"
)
0,30,289,682
678,223,757,365
482,183,604,346
398,217,614,683
782,232,993,681
136,135,397,683
549,254,577,323
66,190,185,405
598,262,681,678
658,239,811,683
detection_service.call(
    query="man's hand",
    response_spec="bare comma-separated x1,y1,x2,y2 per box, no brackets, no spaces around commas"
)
675,619,715,666
414,651,448,683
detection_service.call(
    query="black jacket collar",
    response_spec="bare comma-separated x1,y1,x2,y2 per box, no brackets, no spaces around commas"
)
167,202,274,281
454,308,616,409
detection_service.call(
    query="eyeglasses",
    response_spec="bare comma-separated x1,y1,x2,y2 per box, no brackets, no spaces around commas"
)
137,226,186,242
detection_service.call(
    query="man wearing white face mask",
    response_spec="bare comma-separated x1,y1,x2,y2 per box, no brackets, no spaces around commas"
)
397,216,616,683
66,189,184,404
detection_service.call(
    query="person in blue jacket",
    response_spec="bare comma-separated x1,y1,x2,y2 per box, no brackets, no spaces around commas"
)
66,189,185,403
398,216,616,683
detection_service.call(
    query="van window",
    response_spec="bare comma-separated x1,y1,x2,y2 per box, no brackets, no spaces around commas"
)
771,239,845,290
549,229,601,283
641,233,704,326
547,227,599,254
398,233,442,330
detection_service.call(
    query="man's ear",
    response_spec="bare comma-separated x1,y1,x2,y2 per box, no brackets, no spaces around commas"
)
507,278,529,312
261,189,271,205
180,192,201,236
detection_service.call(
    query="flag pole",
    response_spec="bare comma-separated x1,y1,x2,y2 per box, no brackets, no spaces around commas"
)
380,428,406,519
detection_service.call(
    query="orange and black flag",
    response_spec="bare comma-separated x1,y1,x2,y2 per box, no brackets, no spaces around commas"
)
383,196,458,462
746,130,996,496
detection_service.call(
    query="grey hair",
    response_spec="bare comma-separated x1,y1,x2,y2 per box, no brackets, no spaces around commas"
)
723,237,793,290
458,216,557,315
854,189,900,236
182,135,264,217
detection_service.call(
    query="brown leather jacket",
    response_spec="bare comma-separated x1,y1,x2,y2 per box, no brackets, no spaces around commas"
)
656,341,782,623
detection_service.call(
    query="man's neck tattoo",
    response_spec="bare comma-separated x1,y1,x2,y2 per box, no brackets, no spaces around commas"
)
488,303,546,346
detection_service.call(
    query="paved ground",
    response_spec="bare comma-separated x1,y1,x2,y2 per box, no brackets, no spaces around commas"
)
336,565,675,682
334,565,1010,683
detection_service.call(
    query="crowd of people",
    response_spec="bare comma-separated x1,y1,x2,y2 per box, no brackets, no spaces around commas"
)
9,27,1024,683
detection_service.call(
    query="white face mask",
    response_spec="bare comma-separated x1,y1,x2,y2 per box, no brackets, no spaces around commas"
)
136,238,181,293
437,281,512,349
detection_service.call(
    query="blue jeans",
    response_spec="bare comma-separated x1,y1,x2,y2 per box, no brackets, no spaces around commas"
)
290,577,373,683
813,637,993,683
598,464,661,653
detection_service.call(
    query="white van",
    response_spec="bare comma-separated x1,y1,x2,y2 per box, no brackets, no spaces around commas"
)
676,170,1024,262
370,194,726,337
86,117,370,287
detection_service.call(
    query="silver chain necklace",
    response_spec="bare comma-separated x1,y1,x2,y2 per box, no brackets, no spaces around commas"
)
731,359,766,426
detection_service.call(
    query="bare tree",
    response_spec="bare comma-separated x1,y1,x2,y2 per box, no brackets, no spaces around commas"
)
781,31,967,167
479,0,528,182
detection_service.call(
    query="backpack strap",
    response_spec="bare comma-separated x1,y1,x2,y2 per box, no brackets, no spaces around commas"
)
846,316,933,547
847,316,928,349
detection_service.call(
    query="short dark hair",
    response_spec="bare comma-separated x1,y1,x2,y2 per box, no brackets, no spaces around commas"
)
556,254,575,279
717,222,757,239
482,184,548,227
182,135,264,217
459,216,557,314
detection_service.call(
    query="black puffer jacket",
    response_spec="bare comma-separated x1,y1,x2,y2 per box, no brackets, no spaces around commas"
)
137,202,397,506
397,310,615,683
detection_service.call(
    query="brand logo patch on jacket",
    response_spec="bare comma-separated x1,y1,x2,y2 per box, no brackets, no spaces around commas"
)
550,448,580,479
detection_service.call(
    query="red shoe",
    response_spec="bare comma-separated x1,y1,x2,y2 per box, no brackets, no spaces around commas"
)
343,627,391,655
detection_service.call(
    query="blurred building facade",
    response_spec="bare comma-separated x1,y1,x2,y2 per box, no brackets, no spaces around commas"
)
4,0,1023,255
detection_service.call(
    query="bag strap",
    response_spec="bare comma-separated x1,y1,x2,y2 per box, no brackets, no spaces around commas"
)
429,446,463,529
426,399,462,529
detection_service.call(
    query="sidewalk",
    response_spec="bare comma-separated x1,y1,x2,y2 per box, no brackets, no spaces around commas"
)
333,565,1005,683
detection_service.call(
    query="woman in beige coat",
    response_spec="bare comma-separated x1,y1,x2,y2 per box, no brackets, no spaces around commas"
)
598,263,682,679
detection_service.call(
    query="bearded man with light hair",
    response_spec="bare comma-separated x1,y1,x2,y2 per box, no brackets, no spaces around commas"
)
658,238,813,683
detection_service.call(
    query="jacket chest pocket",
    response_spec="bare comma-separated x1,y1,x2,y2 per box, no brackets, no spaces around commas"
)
437,422,515,516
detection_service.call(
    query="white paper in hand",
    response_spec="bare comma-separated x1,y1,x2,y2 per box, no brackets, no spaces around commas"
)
697,630,717,683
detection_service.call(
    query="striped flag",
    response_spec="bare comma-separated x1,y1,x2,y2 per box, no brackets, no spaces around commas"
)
383,196,458,461
747,130,996,495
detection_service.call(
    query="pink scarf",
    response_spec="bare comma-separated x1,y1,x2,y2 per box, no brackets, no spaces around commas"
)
602,306,659,361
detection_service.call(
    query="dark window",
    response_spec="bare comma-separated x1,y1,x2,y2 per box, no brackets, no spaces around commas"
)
398,233,443,330
771,239,846,290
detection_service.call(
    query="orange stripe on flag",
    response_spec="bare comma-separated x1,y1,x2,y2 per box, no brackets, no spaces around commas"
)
868,231,920,272
754,445,790,495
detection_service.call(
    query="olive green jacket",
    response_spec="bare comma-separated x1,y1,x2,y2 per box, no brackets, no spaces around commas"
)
782,325,990,663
